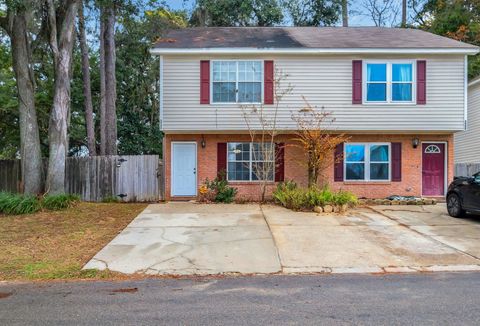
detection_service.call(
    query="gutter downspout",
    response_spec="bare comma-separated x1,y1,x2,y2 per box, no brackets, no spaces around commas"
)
159,55,164,131
464,55,468,131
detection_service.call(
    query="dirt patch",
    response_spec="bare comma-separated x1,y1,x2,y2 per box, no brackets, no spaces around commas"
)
110,287,138,294
0,292,12,299
0,202,147,281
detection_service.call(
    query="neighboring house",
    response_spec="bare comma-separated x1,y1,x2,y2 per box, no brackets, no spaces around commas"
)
151,27,479,200
455,76,480,167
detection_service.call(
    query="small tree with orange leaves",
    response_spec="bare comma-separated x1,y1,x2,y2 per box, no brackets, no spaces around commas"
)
292,98,350,187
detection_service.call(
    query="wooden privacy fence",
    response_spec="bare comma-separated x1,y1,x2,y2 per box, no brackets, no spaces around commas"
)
455,163,480,177
0,160,22,193
0,155,164,202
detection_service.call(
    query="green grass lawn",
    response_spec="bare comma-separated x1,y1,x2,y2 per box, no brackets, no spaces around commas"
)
0,202,147,281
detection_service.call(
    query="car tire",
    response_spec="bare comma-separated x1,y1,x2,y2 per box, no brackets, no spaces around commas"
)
447,193,466,218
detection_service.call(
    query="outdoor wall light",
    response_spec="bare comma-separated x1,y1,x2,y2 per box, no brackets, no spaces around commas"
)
412,138,420,149
201,136,206,148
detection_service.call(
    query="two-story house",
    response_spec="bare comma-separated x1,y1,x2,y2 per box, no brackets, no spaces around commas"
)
151,27,479,201
455,76,480,168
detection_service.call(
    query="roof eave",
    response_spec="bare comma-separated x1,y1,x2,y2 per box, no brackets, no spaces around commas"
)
150,47,479,55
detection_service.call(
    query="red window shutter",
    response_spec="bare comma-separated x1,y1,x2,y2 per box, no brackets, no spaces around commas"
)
391,142,402,182
275,143,285,182
217,142,227,179
417,60,426,105
352,60,362,104
200,60,210,104
264,60,274,104
334,143,344,182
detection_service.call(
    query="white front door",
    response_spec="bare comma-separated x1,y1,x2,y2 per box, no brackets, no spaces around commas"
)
171,142,197,196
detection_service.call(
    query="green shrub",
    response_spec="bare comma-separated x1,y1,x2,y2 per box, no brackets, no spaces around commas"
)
273,181,306,210
0,192,84,215
273,182,357,211
102,195,120,203
204,175,238,203
0,192,41,215
304,186,333,208
42,194,80,210
332,190,358,206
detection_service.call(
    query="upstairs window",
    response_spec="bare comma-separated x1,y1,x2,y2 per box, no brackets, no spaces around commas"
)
212,61,262,104
366,63,387,101
392,63,413,101
365,62,414,103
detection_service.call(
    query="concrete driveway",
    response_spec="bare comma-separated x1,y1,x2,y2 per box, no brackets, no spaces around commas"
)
84,202,480,275
370,204,480,262
84,203,281,274
263,204,480,273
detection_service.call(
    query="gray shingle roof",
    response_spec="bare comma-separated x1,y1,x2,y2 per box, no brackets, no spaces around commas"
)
152,27,478,50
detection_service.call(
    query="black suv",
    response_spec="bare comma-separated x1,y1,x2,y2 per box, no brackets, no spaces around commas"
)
446,172,480,218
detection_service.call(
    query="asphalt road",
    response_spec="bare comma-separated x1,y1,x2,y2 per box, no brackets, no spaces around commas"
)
1,272,480,325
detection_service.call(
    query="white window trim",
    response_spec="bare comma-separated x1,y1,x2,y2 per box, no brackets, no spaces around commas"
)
210,60,264,105
424,144,441,154
226,142,275,182
344,142,391,182
363,60,416,105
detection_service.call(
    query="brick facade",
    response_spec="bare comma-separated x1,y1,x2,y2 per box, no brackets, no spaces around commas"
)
164,133,454,201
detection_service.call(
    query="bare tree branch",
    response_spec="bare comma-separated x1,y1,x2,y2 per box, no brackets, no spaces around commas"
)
409,0,428,26
241,70,293,202
362,0,400,27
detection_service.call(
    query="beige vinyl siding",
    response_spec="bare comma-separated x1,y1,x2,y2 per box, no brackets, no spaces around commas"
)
455,82,480,163
162,54,465,132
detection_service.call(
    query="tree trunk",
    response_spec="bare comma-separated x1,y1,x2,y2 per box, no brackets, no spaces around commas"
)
99,9,106,156
104,5,117,155
8,11,44,194
78,0,96,156
307,161,315,187
342,0,348,27
401,0,407,27
46,0,79,194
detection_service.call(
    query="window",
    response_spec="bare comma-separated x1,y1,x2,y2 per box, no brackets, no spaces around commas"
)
424,145,441,153
365,62,414,103
227,142,274,181
366,64,387,102
474,173,480,184
212,61,262,103
392,63,413,101
345,143,390,181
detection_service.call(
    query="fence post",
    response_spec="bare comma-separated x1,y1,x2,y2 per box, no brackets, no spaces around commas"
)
158,159,164,201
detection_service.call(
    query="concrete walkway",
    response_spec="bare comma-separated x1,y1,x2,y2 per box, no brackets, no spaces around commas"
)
84,202,480,275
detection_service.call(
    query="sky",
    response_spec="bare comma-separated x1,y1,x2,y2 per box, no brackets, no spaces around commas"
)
166,0,380,27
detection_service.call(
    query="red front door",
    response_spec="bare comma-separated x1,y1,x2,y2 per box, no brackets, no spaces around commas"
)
422,143,445,196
